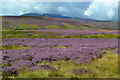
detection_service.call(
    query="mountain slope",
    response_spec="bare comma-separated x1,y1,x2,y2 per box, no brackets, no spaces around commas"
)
2,16,118,30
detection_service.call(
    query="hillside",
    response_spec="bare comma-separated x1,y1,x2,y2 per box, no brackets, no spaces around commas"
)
2,16,118,30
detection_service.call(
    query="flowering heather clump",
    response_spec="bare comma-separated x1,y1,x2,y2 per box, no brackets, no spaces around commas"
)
2,38,118,77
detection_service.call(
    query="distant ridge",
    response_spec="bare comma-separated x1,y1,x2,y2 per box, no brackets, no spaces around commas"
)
21,13,72,19
21,13,112,22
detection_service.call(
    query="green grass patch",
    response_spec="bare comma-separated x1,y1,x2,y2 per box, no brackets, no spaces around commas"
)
54,46,67,49
18,69,51,78
45,25,61,30
77,24,90,30
77,52,118,78
79,33,119,39
1,44,31,50
13,24,39,30
61,23,77,29
2,30,36,38
85,24,97,28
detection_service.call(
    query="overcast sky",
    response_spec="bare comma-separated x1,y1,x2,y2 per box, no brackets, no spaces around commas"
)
0,0,119,20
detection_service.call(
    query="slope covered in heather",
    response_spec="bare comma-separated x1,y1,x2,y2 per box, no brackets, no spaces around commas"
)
2,16,118,30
